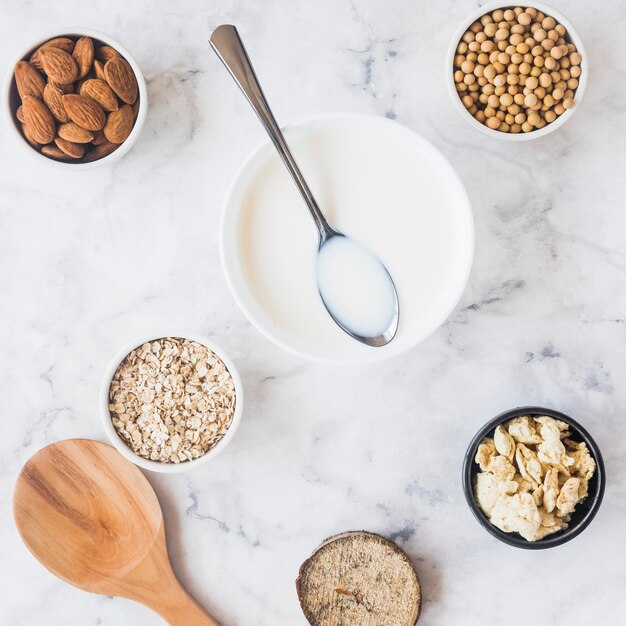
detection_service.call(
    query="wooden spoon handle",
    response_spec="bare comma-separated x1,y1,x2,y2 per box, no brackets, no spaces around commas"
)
152,582,220,626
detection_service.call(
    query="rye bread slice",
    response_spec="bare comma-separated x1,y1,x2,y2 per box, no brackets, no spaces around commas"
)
296,531,421,626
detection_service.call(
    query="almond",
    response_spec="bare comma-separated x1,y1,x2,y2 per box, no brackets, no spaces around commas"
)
22,124,42,149
93,59,106,81
43,83,69,122
49,80,74,95
131,98,140,121
39,47,79,84
30,37,75,70
57,122,95,143
21,96,55,144
15,36,137,162
42,144,71,160
14,61,46,99
80,79,118,112
72,36,94,80
91,129,107,145
103,104,134,143
54,136,85,159
96,45,121,62
83,141,119,162
62,94,106,131
104,57,138,104
75,76,89,94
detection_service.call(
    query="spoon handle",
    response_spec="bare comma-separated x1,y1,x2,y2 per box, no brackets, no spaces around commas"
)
210,24,335,242
154,583,220,626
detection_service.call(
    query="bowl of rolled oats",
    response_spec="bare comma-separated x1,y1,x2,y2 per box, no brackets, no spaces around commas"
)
463,407,605,548
100,334,243,473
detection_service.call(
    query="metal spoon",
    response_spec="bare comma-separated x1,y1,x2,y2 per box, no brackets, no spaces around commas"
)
209,25,399,347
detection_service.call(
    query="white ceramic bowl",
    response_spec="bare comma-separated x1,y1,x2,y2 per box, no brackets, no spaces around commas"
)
446,1,587,141
100,332,243,473
3,27,148,169
220,113,474,364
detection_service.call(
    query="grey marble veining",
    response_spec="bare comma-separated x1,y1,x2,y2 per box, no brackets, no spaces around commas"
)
1,0,625,624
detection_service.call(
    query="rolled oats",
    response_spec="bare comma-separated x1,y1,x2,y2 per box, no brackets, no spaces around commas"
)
474,415,596,541
109,337,236,463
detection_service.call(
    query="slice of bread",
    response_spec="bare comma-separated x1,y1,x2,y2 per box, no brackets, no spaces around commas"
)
296,531,421,625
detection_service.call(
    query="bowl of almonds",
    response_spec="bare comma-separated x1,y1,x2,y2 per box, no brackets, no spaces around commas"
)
447,3,587,139
100,334,243,473
4,29,147,166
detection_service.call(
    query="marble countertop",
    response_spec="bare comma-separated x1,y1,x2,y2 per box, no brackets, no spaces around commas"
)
1,0,625,624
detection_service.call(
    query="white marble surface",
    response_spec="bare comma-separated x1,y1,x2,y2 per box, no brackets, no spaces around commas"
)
1,0,625,624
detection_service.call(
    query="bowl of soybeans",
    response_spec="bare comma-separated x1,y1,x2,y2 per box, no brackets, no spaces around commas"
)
447,2,586,139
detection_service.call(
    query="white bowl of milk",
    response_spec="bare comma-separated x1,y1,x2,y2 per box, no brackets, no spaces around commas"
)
220,114,474,364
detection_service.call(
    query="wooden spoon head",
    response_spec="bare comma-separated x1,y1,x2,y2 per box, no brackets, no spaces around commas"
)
14,439,164,595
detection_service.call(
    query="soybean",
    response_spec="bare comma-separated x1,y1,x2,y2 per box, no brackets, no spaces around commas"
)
453,5,582,133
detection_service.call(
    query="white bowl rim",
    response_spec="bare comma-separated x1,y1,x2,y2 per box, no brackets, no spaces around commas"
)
445,1,588,141
220,112,475,365
99,331,244,473
3,26,148,170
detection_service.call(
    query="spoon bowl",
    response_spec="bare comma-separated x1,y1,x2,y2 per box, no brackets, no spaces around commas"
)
316,234,399,346
14,439,218,625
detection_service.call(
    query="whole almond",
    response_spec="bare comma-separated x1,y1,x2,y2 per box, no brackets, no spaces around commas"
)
21,96,55,144
22,124,42,149
103,104,134,143
54,136,84,159
131,98,140,121
58,122,95,143
42,144,71,160
83,141,119,162
92,129,107,145
39,47,79,84
14,61,46,99
93,59,106,81
43,83,69,122
16,105,25,123
75,76,89,94
72,36,94,80
104,57,138,104
80,79,118,112
62,94,106,131
30,38,75,70
49,80,74,95
96,45,121,62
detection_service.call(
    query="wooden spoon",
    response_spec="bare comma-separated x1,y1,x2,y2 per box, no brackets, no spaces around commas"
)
13,438,219,625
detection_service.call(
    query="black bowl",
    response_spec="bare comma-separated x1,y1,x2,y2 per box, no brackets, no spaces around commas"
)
463,406,605,549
